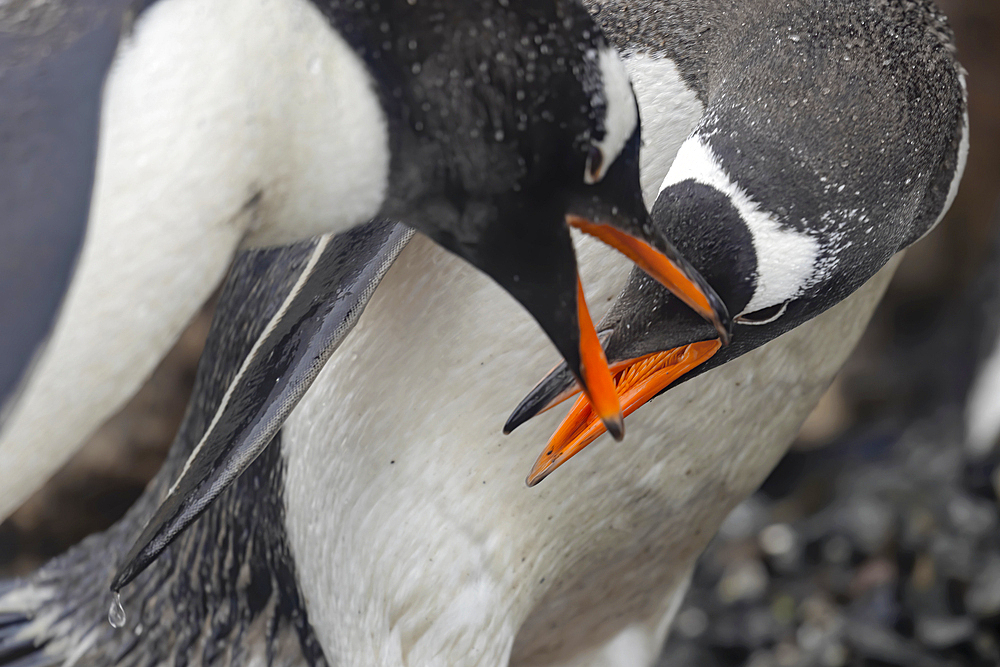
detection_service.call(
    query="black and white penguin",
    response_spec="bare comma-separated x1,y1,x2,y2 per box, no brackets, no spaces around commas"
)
507,0,969,482
0,1,967,666
0,0,730,518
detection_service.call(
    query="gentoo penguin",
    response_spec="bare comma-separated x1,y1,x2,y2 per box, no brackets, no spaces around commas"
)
0,0,731,519
0,2,967,667
1,229,903,667
506,0,970,482
109,0,969,586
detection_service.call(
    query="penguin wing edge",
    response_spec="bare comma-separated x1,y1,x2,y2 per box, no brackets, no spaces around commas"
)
111,220,413,591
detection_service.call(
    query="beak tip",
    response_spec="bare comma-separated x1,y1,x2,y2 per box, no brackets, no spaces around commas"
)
715,318,733,346
603,416,625,441
525,466,551,487
706,294,733,346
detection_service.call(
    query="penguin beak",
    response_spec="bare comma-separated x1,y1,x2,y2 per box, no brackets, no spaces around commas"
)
526,340,721,485
505,335,722,486
507,217,728,444
566,216,731,345
552,210,729,442
448,188,728,443
552,203,729,443
572,274,626,439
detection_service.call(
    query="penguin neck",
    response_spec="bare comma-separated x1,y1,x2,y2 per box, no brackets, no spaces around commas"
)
110,0,392,248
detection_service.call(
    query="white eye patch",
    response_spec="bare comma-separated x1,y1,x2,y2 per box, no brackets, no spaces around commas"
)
584,45,638,185
659,136,820,315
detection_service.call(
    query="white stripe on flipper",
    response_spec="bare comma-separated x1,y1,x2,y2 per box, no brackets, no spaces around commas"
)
659,136,819,314
165,235,332,499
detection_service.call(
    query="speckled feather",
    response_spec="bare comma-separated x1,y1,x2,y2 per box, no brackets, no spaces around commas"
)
0,2,967,667
607,0,965,341
508,0,967,444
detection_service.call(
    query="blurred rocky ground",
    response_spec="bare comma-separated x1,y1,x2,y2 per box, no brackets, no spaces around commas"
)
658,406,1000,667
2,1,1000,665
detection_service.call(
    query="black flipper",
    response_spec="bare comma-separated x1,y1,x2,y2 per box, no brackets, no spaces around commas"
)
111,221,412,591
0,0,159,426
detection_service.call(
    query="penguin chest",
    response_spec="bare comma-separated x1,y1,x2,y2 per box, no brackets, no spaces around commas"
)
281,238,900,666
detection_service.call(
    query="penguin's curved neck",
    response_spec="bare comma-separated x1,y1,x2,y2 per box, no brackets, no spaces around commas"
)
111,0,392,248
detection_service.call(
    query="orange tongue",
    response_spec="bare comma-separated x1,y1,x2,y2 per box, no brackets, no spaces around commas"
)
526,339,722,486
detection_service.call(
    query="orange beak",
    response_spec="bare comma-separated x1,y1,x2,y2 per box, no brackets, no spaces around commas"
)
526,339,722,486
567,216,731,345
574,274,625,440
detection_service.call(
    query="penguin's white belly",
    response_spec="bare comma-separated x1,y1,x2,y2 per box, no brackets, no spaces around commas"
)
0,0,387,519
282,236,900,667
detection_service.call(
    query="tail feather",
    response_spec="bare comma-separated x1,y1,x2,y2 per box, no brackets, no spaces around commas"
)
0,580,99,667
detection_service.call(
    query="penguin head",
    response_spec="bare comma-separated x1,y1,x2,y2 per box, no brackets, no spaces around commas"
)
503,151,898,485
340,0,731,434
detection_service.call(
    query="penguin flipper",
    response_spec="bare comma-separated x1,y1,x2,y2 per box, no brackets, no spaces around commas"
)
111,220,413,591
0,0,146,426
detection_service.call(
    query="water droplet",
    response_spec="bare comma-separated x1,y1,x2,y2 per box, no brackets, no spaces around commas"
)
108,593,126,628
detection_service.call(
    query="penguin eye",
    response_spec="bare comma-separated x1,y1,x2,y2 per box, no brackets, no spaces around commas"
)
584,145,605,184
736,301,789,326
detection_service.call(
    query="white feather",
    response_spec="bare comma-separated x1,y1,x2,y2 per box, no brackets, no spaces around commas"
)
282,236,900,667
0,0,389,520
660,136,820,314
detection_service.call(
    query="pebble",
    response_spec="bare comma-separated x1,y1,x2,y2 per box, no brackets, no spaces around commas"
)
965,555,1000,617
849,557,897,596
676,607,709,638
659,417,1000,667
946,493,996,536
915,615,976,648
759,523,796,557
821,534,853,564
821,642,849,667
717,559,769,604
843,498,894,554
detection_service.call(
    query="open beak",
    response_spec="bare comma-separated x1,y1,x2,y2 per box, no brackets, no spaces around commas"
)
567,216,731,345
556,214,729,442
524,339,722,486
